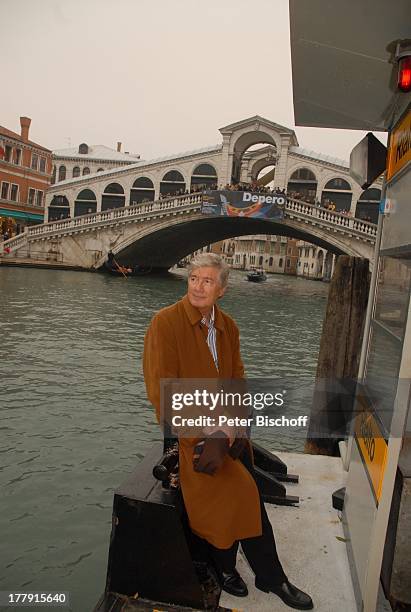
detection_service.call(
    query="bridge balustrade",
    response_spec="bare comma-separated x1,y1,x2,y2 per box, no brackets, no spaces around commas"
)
287,197,377,237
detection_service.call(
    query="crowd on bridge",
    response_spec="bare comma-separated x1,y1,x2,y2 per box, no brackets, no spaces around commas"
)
158,180,287,200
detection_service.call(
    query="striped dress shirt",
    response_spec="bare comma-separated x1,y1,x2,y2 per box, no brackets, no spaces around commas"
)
201,305,219,372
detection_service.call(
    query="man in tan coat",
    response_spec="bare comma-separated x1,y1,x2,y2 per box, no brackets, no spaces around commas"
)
143,253,313,610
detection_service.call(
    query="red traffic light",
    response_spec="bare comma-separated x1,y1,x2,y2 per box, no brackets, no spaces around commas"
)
398,56,411,92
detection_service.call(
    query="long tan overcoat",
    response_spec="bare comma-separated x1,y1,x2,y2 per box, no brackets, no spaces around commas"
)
143,294,262,549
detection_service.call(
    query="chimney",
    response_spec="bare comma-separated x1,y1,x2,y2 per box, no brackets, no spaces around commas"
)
20,116,31,142
117,142,122,152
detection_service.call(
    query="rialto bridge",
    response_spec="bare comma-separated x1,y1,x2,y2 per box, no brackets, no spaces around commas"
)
3,115,380,270
4,192,377,270
46,116,382,224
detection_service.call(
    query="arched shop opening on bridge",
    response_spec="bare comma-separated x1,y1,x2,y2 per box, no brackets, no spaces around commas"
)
102,183,126,211
190,164,218,191
160,170,186,196
287,168,317,202
130,177,155,204
321,178,353,211
355,188,381,224
48,195,70,221
74,189,97,217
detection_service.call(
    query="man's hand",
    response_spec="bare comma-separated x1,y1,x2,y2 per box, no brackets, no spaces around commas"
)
228,437,248,460
193,433,230,475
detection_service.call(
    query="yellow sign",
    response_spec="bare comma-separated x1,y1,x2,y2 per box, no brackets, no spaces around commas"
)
354,409,388,504
387,107,411,180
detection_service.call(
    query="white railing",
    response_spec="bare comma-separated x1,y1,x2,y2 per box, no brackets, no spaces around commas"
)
1,192,377,253
285,198,377,238
25,193,203,239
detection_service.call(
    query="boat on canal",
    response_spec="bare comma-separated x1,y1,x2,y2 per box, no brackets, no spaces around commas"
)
246,268,267,282
104,262,152,277
104,251,152,276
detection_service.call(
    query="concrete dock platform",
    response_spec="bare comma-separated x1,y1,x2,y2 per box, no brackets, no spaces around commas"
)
219,452,356,612
0,256,89,271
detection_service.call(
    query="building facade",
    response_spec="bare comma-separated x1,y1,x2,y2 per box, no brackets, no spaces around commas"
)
52,142,140,184
297,241,335,280
0,117,52,235
193,236,301,277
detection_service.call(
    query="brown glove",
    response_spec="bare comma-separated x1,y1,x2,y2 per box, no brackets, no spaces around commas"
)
193,433,230,475
228,437,248,460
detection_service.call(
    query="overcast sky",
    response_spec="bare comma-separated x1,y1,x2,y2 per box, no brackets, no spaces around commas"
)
2,0,386,162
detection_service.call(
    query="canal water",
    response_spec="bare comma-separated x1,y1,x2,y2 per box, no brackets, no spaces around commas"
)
0,266,328,611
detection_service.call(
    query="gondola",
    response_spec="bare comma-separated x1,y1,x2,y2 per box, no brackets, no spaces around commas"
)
104,261,152,276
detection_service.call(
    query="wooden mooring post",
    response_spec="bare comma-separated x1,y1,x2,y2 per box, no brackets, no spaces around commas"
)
305,256,370,456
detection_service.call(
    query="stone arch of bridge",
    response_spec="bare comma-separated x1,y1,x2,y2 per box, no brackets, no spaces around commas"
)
250,158,277,182
230,129,281,156
105,214,369,270
229,129,280,184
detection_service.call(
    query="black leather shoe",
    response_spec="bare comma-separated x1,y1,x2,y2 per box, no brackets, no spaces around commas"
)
221,569,248,597
255,578,313,610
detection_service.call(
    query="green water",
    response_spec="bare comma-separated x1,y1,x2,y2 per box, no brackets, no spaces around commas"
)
0,266,328,611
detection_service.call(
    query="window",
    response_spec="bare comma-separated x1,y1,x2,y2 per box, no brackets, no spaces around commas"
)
14,149,22,165
287,259,291,267
28,188,35,205
31,154,38,170
39,157,46,172
58,166,66,181
51,166,56,184
83,167,90,175
10,184,18,201
1,182,10,199
97,168,104,172
73,167,80,178
279,258,283,267
5,145,12,162
36,190,43,206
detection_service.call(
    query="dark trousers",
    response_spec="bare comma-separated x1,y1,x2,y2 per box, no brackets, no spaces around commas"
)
209,449,287,587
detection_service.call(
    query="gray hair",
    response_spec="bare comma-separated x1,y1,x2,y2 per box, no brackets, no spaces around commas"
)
187,253,230,288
